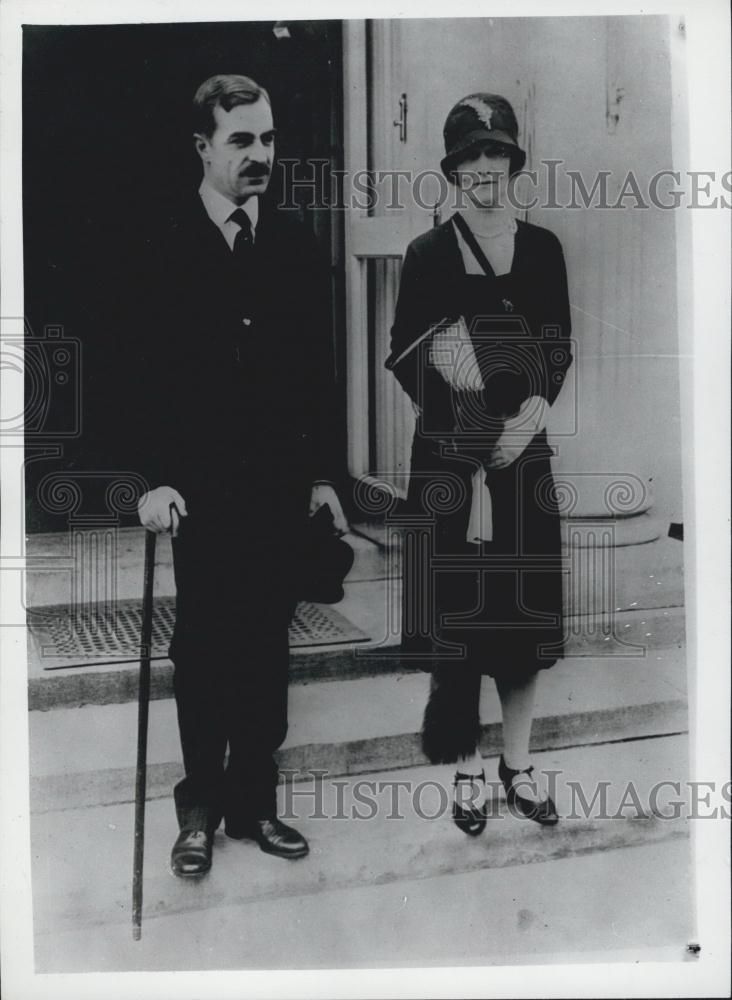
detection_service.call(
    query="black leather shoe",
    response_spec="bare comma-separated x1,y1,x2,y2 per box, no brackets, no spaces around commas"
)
225,816,309,859
170,828,213,877
498,755,558,826
452,770,488,836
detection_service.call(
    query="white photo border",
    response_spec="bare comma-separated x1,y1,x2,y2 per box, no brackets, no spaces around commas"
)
1,0,729,997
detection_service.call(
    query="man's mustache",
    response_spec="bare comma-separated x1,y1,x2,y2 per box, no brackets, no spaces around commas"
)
241,165,270,179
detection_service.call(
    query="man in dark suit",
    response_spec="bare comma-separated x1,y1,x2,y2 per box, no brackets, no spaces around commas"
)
135,74,346,876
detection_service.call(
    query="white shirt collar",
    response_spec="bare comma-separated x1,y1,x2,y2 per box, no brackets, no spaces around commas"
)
198,179,259,245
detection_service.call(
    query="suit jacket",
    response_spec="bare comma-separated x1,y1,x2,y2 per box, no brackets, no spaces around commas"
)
123,193,339,541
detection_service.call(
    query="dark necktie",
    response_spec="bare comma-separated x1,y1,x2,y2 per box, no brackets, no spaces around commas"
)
229,208,254,260
229,208,256,363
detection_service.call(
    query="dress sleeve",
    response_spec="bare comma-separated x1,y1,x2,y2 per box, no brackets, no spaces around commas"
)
539,236,573,406
386,244,430,403
386,242,457,432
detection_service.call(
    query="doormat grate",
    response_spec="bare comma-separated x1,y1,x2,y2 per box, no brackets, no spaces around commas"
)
28,597,369,671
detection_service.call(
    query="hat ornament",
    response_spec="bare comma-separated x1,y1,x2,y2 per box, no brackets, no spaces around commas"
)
460,97,494,130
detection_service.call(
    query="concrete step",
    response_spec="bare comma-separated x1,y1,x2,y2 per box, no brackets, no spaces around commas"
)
351,522,685,610
354,509,673,547
30,644,687,814
25,527,385,609
27,523,685,613
28,602,686,711
28,556,686,709
34,836,694,973
31,736,691,949
25,520,684,697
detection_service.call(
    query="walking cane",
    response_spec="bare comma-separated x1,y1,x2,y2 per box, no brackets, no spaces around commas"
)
132,526,157,940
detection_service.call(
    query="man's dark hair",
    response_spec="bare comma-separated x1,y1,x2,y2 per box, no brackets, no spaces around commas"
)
193,74,271,137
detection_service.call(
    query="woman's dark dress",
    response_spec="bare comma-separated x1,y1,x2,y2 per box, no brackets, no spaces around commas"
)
386,215,573,762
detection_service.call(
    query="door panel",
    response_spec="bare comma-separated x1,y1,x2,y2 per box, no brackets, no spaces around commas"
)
344,16,683,521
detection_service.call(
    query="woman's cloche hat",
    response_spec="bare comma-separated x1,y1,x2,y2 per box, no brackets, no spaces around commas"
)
441,93,526,180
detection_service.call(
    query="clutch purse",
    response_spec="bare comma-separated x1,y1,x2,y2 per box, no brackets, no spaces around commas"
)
387,315,501,458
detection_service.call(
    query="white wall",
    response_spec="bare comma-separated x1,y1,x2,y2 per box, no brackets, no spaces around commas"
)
380,15,685,519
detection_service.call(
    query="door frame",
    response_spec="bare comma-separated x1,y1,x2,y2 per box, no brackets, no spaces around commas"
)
343,19,424,483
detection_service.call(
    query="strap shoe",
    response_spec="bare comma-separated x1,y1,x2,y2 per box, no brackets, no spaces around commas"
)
498,754,558,825
452,769,488,836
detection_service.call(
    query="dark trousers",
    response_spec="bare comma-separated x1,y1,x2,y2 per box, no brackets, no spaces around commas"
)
169,515,296,831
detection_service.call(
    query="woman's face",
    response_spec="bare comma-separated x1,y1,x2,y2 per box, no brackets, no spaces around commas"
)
453,145,511,209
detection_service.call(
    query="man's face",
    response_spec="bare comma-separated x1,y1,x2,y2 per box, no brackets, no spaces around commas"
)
195,97,276,203
454,144,511,209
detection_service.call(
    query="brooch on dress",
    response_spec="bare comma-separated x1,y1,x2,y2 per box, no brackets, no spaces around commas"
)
502,298,514,312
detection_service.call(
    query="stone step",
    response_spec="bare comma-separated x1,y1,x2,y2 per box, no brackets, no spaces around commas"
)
34,836,693,973
351,521,685,605
354,509,672,548
24,528,386,609
31,736,690,941
30,645,687,814
26,524,685,612
28,602,686,711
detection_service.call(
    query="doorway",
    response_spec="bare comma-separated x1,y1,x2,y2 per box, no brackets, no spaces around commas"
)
23,19,345,531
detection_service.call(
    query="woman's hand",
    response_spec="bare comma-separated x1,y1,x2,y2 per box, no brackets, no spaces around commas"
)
484,396,549,470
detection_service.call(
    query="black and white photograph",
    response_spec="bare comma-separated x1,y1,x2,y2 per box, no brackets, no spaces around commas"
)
0,0,729,997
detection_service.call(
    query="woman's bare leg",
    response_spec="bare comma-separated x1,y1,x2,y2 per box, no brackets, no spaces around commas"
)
495,672,550,802
494,672,537,771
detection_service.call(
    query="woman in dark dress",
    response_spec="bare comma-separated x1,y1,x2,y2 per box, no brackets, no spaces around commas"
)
386,93,573,834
